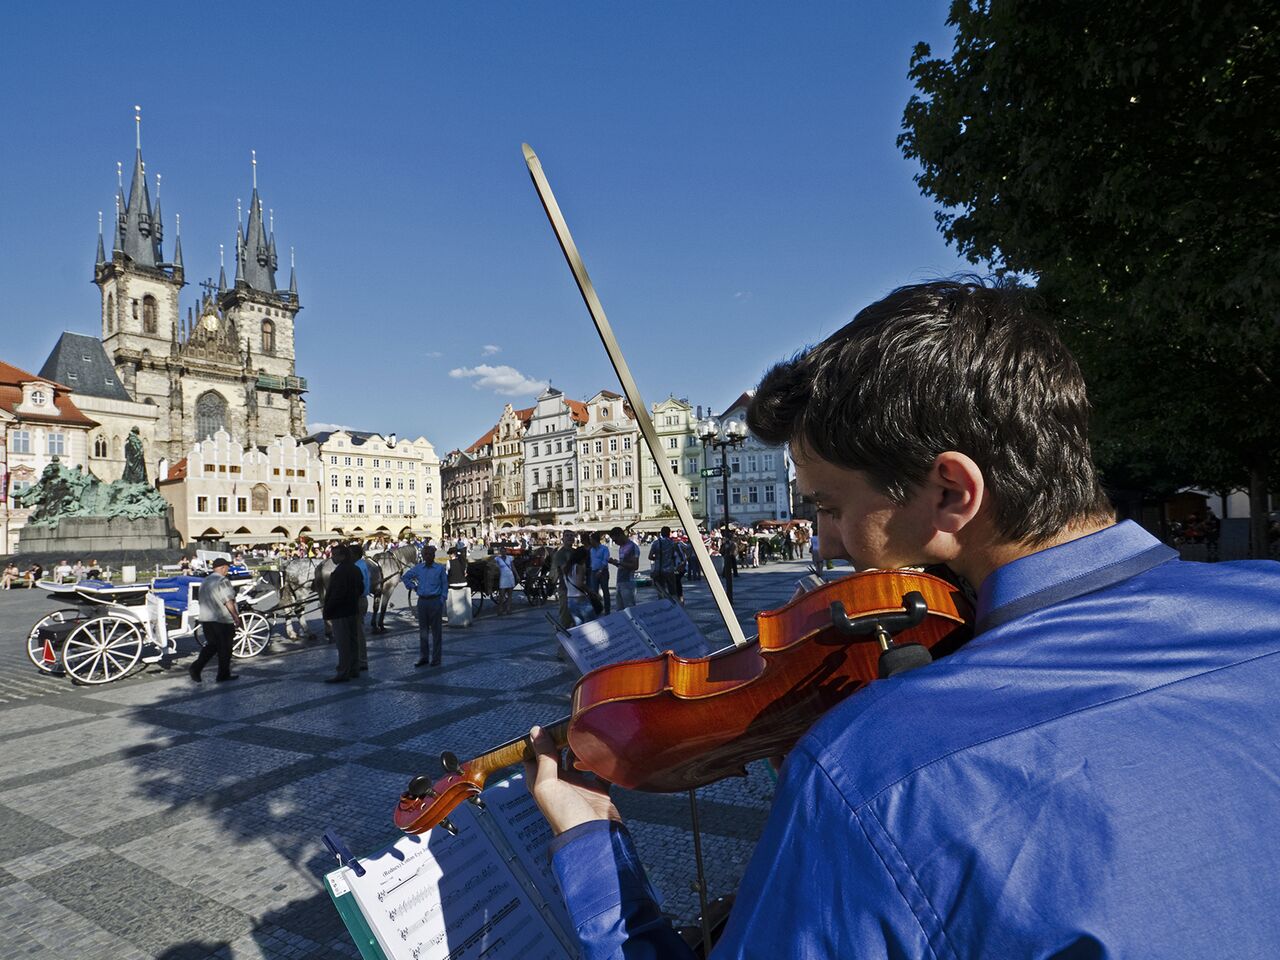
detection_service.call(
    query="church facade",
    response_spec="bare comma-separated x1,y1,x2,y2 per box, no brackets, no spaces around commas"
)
92,118,307,476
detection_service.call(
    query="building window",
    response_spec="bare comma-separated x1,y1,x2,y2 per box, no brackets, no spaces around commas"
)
142,295,158,334
344,498,353,514
625,492,633,509
765,486,776,503
47,433,66,456
609,461,619,478
195,391,228,440
650,488,662,506
667,436,678,450
344,456,352,466
106,294,115,333
747,454,758,472
217,496,229,512
731,487,742,505
669,459,679,473
763,453,775,471
609,438,618,452
611,493,619,510
408,478,415,491
686,457,699,474
373,500,381,514
344,474,353,488
624,460,633,477
356,457,364,467
595,464,603,479
330,455,338,465
132,298,139,320
594,441,603,453
236,497,247,512
197,496,209,512
399,499,405,514
623,437,632,450
93,437,109,458
565,489,574,506
289,499,299,513
272,498,283,513
356,499,365,514
715,489,725,506
330,499,339,514
408,499,416,514
596,495,605,511
306,499,316,513
261,319,276,355
397,478,404,490
330,475,338,487
748,485,759,504
357,476,365,489
730,456,741,474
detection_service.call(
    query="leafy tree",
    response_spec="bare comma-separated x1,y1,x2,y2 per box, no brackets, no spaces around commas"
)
899,0,1280,555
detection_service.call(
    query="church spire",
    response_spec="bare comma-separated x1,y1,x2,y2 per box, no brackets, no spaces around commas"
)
96,211,106,269
120,105,159,268
172,212,184,271
218,243,227,291
241,150,278,293
289,246,298,299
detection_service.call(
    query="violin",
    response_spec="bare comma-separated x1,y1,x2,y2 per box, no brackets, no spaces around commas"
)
393,568,970,834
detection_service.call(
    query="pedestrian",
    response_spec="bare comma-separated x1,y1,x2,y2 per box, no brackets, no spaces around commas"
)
608,527,639,610
647,526,680,601
589,531,612,615
549,530,576,629
322,544,364,683
189,556,241,683
402,545,448,667
810,530,822,575
564,546,596,625
495,546,516,615
1,562,17,589
353,543,372,675
446,547,473,627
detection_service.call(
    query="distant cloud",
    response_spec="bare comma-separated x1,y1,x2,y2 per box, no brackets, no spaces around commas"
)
449,364,548,397
734,291,753,300
481,344,501,356
308,421,351,434
425,350,443,358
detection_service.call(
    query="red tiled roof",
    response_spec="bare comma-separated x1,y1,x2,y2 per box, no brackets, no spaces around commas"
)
466,426,498,453
0,359,98,428
566,398,589,424
159,457,189,485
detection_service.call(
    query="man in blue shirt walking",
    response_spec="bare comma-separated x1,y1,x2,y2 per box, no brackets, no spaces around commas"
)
401,545,448,668
525,281,1280,958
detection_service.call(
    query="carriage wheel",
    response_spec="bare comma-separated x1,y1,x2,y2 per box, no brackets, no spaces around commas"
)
233,611,272,659
26,609,84,674
61,614,144,685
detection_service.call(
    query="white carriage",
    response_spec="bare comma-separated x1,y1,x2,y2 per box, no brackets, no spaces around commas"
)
26,571,280,685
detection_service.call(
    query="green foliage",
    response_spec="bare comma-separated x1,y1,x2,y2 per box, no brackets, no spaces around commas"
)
899,1,1280,504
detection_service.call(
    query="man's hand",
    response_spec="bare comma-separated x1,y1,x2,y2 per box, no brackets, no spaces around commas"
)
523,725,621,836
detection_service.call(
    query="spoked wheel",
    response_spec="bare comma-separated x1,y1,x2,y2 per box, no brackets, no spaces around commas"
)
61,614,144,685
26,609,84,674
232,611,272,658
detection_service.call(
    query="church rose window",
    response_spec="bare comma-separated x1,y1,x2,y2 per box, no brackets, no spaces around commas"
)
143,295,158,334
195,391,228,440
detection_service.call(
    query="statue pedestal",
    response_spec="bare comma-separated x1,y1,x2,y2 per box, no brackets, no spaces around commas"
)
16,516,182,555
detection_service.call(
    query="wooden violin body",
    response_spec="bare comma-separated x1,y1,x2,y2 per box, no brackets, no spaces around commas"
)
394,569,970,833
566,569,970,791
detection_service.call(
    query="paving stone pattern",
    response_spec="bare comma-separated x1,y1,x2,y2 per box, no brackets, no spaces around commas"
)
0,559,818,958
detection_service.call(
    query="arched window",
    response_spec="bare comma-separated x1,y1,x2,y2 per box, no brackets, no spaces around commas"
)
92,436,109,458
195,391,228,440
261,319,275,355
106,294,115,333
142,295,158,334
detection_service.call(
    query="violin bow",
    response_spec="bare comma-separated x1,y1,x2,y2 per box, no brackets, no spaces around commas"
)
522,144,748,648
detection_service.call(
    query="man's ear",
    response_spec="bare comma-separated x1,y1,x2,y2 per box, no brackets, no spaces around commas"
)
928,451,985,534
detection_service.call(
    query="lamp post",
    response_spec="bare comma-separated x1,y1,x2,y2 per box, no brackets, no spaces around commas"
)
696,417,748,602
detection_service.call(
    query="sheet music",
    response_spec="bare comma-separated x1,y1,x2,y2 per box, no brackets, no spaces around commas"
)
340,803,571,960
626,600,715,660
477,775,576,948
558,610,656,675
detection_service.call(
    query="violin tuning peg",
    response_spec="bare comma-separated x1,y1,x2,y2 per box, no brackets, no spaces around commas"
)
468,796,486,811
440,750,463,775
439,817,459,836
405,775,436,799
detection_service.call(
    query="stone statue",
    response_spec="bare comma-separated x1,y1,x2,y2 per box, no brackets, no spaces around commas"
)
123,427,148,485
14,456,168,526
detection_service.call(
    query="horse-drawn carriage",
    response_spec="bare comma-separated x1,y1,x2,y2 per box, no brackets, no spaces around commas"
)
26,571,279,685
458,546,554,614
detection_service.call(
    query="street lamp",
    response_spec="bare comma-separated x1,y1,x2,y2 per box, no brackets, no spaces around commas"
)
696,416,748,602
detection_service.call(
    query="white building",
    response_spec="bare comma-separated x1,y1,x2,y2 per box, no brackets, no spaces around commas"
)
707,391,791,526
575,390,641,526
303,429,441,541
490,403,533,530
523,387,587,524
157,431,322,545
1,360,98,553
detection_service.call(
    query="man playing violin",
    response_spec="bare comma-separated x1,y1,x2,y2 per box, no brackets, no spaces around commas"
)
526,280,1280,958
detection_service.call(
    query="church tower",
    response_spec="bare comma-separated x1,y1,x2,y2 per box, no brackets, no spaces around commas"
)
94,106,184,406
218,150,307,439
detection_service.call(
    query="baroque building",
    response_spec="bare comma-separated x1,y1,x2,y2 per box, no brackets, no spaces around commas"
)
441,431,493,541
707,392,791,526
93,114,306,474
490,404,533,530
639,396,707,528
574,390,640,525
523,387,587,524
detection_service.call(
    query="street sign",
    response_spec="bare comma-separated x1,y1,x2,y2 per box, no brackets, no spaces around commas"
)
700,467,724,478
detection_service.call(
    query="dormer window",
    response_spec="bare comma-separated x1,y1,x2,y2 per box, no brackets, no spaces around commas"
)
29,388,48,407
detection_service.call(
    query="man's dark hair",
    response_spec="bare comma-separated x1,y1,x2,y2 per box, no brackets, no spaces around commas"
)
421,545,436,562
610,526,626,542
352,544,364,560
748,280,1113,545
660,526,671,538
332,545,351,563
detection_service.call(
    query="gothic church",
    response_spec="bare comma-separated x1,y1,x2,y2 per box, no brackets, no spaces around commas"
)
91,113,308,469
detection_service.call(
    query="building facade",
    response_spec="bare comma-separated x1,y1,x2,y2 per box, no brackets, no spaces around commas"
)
708,392,790,527
94,117,307,476
303,430,441,541
523,387,587,524
490,404,532,530
574,390,641,526
157,431,322,545
639,396,707,527
1,361,99,552
441,436,493,541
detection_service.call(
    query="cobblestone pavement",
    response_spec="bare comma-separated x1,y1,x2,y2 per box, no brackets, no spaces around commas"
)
0,558,816,959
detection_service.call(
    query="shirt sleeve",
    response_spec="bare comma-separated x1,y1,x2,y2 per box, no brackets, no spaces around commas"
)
551,821,696,960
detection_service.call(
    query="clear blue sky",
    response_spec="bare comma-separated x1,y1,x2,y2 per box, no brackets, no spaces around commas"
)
1,1,973,454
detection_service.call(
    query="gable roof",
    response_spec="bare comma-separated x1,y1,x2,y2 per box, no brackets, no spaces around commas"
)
719,391,754,418
159,457,189,485
0,359,98,428
38,332,133,402
566,398,588,424
466,425,498,453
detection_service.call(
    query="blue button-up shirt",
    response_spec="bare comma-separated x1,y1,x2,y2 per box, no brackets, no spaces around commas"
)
552,521,1280,958
355,557,372,596
401,561,447,604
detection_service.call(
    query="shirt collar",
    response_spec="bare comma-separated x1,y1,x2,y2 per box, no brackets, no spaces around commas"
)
975,520,1178,634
